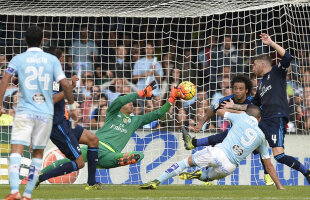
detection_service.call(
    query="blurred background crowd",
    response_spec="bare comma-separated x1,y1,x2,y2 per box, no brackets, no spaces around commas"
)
0,12,309,132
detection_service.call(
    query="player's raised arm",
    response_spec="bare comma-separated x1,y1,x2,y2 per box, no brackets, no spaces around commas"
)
221,100,248,111
260,33,292,69
107,80,157,116
216,108,243,118
260,33,285,57
135,86,183,127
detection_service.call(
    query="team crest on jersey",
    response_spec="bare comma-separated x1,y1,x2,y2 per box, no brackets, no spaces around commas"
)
123,118,128,123
53,81,60,91
232,145,243,156
267,74,270,80
214,103,219,110
32,92,46,104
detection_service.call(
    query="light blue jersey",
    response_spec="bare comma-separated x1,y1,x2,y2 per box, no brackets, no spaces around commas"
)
216,112,270,166
7,47,66,118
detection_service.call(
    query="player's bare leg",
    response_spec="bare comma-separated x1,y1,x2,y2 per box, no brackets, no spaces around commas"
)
5,144,24,200
139,156,195,189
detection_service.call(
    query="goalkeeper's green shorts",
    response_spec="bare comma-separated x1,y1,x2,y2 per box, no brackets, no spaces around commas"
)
81,144,144,169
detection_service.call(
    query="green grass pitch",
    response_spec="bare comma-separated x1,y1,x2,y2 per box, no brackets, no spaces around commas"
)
0,185,309,199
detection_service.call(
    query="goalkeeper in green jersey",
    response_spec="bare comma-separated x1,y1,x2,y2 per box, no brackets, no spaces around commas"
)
37,81,183,189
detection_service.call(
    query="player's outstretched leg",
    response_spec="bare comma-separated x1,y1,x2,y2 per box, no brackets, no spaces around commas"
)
182,129,229,150
36,157,82,188
182,127,195,150
274,152,310,184
179,168,215,185
139,158,190,189
78,129,99,190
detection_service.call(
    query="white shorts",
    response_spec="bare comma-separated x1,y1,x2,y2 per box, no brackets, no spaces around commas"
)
192,146,237,181
11,114,53,149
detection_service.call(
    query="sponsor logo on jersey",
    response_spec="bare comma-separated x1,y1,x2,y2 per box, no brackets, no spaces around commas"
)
123,117,131,124
110,124,128,133
260,85,272,98
32,92,46,104
53,81,60,91
214,103,219,110
232,144,244,156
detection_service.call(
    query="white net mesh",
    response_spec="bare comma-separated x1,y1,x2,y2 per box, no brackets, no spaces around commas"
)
0,0,301,17
0,0,310,186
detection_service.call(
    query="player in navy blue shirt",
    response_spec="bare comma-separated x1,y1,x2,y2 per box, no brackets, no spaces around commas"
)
223,33,310,184
184,75,253,149
35,47,101,190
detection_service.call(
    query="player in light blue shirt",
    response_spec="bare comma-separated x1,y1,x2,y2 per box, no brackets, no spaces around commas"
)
216,112,269,166
0,25,77,200
139,105,284,190
6,44,65,119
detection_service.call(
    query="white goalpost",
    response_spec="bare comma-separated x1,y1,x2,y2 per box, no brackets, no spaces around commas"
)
0,0,309,186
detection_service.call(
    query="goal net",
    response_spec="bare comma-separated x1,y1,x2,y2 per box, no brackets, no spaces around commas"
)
0,0,309,186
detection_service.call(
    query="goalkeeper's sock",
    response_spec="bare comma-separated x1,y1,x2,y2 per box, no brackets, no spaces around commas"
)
9,153,21,194
275,153,308,175
23,158,42,199
39,161,77,183
87,147,98,186
40,158,71,174
157,159,189,183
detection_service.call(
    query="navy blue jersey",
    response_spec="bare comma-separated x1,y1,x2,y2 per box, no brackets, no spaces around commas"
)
253,51,292,119
52,81,66,125
212,94,253,112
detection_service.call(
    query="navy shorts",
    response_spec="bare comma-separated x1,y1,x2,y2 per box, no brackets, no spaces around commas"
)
259,117,288,148
50,120,84,160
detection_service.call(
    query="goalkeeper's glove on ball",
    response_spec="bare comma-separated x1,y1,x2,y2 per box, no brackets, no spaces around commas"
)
168,86,184,104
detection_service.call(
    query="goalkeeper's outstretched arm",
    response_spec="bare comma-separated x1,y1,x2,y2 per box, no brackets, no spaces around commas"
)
107,81,157,115
135,86,183,126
